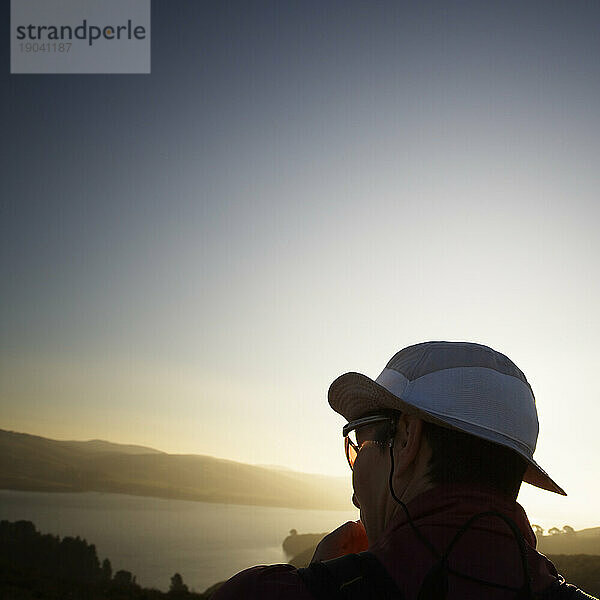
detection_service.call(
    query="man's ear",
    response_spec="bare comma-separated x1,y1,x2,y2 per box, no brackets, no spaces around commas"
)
392,414,424,476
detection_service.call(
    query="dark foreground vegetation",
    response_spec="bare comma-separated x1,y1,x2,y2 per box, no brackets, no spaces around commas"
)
0,520,219,599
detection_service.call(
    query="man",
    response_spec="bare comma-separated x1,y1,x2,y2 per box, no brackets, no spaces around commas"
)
212,341,596,599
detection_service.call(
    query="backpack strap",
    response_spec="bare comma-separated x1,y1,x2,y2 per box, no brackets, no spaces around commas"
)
297,551,404,600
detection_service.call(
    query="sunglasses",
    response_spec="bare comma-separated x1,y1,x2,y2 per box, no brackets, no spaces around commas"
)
343,414,397,470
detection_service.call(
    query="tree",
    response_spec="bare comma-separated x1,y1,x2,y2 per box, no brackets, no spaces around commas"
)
101,557,112,581
562,525,575,535
548,527,561,536
169,572,189,594
531,524,544,537
113,570,134,587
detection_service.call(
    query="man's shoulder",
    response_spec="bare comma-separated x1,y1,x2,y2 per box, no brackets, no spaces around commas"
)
209,563,312,600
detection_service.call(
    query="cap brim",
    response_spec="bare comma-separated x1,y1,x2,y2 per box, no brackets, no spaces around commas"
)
522,461,566,496
329,371,567,496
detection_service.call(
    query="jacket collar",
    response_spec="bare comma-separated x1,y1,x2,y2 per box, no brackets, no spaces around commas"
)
373,482,537,551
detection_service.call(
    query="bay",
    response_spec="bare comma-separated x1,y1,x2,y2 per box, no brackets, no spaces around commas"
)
0,489,358,593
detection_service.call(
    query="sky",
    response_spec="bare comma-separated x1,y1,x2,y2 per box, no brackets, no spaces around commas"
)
1,0,600,529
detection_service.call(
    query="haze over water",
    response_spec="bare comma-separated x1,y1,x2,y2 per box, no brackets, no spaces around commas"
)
0,490,358,592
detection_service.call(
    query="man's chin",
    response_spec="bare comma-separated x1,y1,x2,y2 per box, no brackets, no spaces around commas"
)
352,493,361,509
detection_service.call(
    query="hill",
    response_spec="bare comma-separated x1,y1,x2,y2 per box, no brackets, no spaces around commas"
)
538,528,600,555
0,429,352,510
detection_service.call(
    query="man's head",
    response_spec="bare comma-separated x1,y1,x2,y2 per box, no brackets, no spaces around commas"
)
346,411,433,541
330,341,565,542
345,409,529,542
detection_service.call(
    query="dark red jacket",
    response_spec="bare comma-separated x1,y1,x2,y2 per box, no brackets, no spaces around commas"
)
211,483,561,599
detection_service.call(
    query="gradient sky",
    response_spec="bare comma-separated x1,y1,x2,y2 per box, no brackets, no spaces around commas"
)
2,0,600,529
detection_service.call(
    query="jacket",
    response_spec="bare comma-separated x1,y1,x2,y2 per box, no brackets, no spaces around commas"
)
210,483,572,599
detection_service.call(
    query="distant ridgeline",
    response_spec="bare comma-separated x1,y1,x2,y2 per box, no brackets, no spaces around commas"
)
0,428,351,510
0,520,220,599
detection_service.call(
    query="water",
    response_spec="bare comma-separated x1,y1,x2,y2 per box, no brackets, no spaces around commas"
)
0,490,358,593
